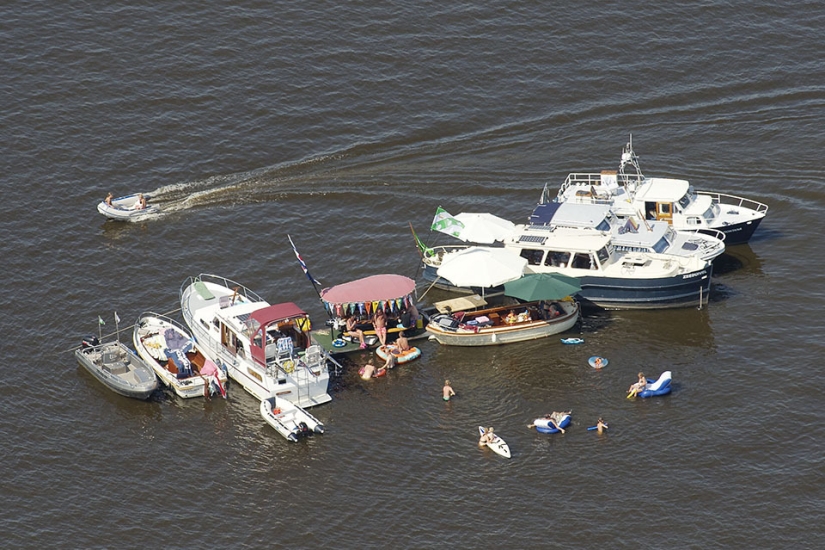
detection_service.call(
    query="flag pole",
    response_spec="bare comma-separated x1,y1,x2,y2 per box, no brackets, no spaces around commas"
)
287,234,334,322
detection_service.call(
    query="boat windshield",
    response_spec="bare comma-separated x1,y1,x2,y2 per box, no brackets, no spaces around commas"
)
678,192,692,210
651,237,670,254
597,246,610,265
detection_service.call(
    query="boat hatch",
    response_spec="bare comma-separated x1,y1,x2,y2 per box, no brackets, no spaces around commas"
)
518,234,547,245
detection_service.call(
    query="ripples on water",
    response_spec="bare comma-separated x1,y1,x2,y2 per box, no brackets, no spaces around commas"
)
3,1,825,547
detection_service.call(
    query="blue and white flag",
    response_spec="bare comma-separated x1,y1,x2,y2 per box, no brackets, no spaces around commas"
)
288,234,321,285
431,206,465,238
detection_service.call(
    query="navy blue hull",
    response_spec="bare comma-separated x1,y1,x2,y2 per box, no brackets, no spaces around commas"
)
422,264,712,310
705,218,763,246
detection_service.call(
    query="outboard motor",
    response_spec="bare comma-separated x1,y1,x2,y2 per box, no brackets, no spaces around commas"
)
80,335,100,354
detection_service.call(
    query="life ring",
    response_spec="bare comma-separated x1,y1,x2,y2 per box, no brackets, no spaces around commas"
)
376,345,421,364
283,360,295,373
332,339,346,348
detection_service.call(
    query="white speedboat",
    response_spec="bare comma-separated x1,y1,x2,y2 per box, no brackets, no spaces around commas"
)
133,312,228,399
260,397,325,442
97,193,159,221
180,274,332,408
545,137,768,245
75,337,158,400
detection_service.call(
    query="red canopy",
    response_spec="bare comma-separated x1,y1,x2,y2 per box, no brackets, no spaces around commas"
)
249,303,307,326
320,274,416,305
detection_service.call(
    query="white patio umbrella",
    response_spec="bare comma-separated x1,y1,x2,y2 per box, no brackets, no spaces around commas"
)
453,213,516,244
436,247,527,288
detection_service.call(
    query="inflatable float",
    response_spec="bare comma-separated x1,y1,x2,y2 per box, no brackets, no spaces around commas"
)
588,356,608,369
635,371,672,398
533,414,571,434
376,344,421,364
561,337,584,345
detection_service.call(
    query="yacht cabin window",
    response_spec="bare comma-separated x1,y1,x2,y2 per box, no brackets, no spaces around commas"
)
519,249,544,266
544,251,570,267
572,253,597,270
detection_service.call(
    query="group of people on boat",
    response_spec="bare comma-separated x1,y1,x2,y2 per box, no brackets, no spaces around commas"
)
345,303,419,349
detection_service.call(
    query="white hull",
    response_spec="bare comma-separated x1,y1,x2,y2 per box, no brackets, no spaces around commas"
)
97,194,159,221
261,397,325,442
133,313,227,399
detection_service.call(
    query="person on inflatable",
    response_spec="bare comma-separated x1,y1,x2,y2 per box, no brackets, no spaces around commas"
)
528,411,571,434
627,372,647,397
395,331,410,352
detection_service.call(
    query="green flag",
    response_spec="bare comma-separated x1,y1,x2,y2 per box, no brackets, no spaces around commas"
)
431,206,465,238
98,315,105,326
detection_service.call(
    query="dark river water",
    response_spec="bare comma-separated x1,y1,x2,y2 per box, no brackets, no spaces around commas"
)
3,1,824,548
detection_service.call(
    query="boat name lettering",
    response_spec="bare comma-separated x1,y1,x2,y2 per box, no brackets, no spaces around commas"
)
682,270,708,279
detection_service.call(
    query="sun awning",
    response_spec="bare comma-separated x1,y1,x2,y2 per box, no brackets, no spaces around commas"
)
320,274,417,317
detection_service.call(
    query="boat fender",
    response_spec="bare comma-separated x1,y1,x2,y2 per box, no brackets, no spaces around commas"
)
283,360,295,373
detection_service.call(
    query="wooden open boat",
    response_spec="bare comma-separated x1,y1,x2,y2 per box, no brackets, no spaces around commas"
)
426,298,579,346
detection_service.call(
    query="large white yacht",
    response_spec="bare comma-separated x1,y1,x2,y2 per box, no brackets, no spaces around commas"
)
545,137,768,245
421,222,713,310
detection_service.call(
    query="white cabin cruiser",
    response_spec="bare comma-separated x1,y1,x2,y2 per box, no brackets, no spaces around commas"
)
529,202,726,262
545,137,768,245
180,274,332,408
421,223,713,310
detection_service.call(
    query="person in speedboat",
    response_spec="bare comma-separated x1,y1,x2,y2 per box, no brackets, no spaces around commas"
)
132,193,147,210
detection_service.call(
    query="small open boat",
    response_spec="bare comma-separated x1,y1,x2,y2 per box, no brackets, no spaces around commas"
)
75,338,158,400
261,397,325,442
133,312,227,399
426,299,579,346
97,193,159,221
